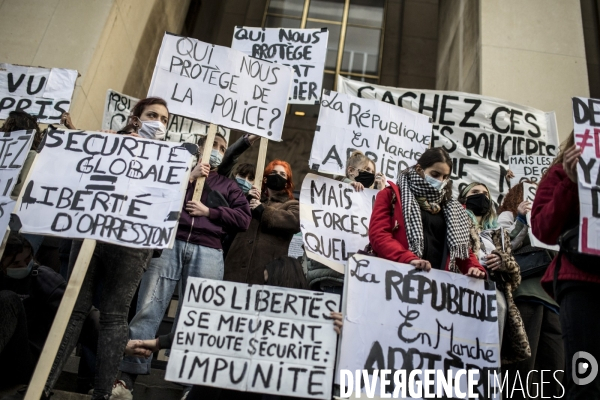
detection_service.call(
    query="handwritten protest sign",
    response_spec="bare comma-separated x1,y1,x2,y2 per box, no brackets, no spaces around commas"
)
309,90,431,178
521,183,559,251
165,277,340,399
508,155,553,183
148,33,292,141
101,89,230,143
337,76,560,204
300,173,377,273
232,27,328,105
337,254,500,399
14,129,195,249
573,97,600,255
0,130,34,234
0,63,77,123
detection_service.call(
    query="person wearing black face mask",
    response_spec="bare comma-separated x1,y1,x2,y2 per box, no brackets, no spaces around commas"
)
224,160,301,285
459,182,530,366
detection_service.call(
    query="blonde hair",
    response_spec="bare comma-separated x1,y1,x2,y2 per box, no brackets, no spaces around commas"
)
346,150,369,171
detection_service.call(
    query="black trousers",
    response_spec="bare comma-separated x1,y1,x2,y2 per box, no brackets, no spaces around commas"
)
503,301,564,399
557,282,600,400
0,290,35,387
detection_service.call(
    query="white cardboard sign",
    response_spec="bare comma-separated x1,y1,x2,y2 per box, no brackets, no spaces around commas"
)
337,76,560,204
508,155,553,183
309,90,431,178
337,255,500,399
0,129,34,233
166,277,341,399
573,96,600,255
300,173,377,273
0,63,77,123
523,182,559,251
14,129,195,249
232,27,329,105
148,33,292,141
101,88,230,143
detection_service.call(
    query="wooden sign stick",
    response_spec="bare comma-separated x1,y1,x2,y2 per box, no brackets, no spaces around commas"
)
192,123,217,202
253,137,269,193
25,238,97,400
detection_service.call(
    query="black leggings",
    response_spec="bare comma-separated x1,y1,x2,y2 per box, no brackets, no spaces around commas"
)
0,290,35,387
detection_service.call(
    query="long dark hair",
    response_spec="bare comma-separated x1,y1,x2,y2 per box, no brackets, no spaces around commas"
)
0,111,43,149
121,97,169,133
264,256,308,290
412,147,454,201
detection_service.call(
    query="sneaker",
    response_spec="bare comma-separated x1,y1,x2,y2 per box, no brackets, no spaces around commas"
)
110,380,133,400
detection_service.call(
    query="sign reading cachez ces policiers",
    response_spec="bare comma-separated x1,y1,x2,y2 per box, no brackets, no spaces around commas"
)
165,277,340,399
0,63,78,123
300,173,377,273
148,33,292,141
309,90,432,178
0,130,34,234
14,129,196,249
337,76,560,204
102,89,230,143
337,255,501,399
573,96,600,256
232,27,329,105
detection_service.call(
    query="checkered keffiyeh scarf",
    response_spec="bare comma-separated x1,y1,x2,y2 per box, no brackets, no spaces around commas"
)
398,168,471,269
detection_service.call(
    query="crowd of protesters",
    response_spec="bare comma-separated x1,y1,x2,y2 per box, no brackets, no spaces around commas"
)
0,96,597,400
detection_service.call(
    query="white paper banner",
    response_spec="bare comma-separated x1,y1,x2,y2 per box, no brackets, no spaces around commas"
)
522,182,559,251
573,96,600,255
337,254,500,399
337,76,560,204
0,129,34,233
300,173,377,273
15,129,195,249
148,33,292,141
166,277,341,399
0,63,77,123
309,90,431,178
232,27,329,105
101,88,230,143
508,155,553,183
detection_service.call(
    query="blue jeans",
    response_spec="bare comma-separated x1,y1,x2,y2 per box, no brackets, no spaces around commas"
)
119,240,224,375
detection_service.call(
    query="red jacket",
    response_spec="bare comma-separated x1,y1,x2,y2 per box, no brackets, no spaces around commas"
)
368,182,485,275
533,164,600,294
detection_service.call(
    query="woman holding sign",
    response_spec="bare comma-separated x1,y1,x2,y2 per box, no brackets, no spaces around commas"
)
224,160,300,285
368,147,486,277
41,97,171,400
459,182,530,364
532,132,600,399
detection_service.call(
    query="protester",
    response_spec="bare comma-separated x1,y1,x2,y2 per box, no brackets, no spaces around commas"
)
31,97,169,400
218,134,260,178
336,150,384,191
233,162,256,195
369,147,486,277
0,233,99,399
532,132,600,399
459,182,530,364
306,151,384,295
499,182,564,397
224,160,300,285
115,131,251,399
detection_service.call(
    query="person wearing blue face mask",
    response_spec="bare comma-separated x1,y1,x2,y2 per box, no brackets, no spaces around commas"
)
369,147,487,278
233,163,256,195
115,133,251,399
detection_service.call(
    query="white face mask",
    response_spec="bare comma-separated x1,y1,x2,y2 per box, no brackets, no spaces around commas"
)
6,262,33,279
209,149,223,168
425,174,447,191
138,120,166,140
